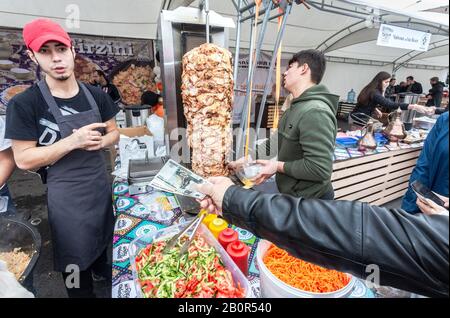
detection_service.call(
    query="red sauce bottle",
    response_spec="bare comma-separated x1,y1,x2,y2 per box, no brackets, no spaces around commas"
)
218,228,239,250
226,241,249,276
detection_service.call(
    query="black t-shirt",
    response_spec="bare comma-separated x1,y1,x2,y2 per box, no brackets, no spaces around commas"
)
5,83,119,146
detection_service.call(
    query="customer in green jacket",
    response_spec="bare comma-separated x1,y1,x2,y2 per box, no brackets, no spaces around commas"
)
231,50,339,199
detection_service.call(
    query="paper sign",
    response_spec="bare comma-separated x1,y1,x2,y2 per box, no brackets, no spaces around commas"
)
377,24,431,52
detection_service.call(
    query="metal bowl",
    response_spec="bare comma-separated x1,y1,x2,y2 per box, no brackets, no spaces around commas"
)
0,216,41,285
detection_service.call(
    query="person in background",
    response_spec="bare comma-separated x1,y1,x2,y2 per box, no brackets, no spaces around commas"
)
152,52,161,84
402,112,449,214
141,91,164,117
397,81,408,93
415,181,449,218
426,77,445,108
0,115,16,216
385,78,397,97
350,72,433,124
196,177,449,298
416,194,449,216
406,76,423,94
91,70,121,105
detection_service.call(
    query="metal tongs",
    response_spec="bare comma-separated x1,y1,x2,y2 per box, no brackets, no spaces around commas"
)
162,210,208,256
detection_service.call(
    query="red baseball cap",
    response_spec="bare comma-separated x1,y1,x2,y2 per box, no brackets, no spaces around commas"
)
23,18,72,52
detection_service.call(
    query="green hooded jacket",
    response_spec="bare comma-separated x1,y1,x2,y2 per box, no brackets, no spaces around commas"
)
258,84,339,198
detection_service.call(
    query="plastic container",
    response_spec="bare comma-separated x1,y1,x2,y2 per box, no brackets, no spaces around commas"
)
218,228,239,250
347,89,356,103
202,213,217,228
208,218,228,239
146,114,165,146
128,222,252,298
235,162,262,189
374,133,388,146
256,240,356,298
226,241,249,277
335,137,359,148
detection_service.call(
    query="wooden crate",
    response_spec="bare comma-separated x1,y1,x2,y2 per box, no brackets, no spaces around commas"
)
331,147,422,206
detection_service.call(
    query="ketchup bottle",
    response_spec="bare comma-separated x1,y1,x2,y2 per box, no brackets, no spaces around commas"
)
218,228,239,250
226,241,249,276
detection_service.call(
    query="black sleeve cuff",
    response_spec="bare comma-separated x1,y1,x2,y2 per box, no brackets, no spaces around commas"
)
222,185,253,225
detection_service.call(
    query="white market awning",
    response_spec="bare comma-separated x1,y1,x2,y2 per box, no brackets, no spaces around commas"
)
1,0,448,68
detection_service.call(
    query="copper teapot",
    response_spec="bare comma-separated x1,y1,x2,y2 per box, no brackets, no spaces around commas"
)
383,108,407,142
358,120,377,151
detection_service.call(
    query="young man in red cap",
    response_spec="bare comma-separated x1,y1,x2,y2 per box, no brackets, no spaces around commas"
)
5,18,120,298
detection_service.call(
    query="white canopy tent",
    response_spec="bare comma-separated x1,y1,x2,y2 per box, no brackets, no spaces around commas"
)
1,0,448,97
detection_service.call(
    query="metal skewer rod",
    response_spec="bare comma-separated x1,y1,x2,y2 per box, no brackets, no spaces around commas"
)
204,0,210,43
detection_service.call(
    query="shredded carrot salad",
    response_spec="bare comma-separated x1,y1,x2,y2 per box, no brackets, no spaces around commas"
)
263,245,350,293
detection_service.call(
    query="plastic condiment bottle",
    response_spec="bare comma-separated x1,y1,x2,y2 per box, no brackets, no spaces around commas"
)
218,228,239,250
208,218,228,239
202,213,217,228
226,241,249,276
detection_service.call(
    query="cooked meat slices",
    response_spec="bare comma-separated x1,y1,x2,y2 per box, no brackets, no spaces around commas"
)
181,44,234,177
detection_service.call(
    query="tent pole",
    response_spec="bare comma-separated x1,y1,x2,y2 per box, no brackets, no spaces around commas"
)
236,0,274,159
233,0,243,89
235,10,256,159
255,2,293,146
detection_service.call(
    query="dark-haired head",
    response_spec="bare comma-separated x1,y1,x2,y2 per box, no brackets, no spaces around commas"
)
287,49,326,84
430,77,439,84
357,71,391,106
283,50,327,95
406,76,415,85
141,91,161,107
91,69,108,85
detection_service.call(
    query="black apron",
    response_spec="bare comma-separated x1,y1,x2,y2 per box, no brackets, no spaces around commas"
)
38,80,114,272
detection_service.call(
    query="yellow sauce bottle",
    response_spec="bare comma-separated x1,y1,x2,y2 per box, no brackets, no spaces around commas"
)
208,218,228,239
202,213,217,228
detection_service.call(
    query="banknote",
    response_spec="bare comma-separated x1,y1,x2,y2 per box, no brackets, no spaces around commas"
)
150,160,210,199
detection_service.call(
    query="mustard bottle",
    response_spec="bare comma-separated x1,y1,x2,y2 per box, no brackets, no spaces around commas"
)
202,213,217,228
208,218,228,239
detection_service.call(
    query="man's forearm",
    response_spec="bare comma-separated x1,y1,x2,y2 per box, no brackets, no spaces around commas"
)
13,138,75,171
0,149,16,186
283,157,333,182
222,186,449,298
101,129,119,148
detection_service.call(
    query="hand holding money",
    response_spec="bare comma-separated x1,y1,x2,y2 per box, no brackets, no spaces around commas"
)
149,160,212,199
